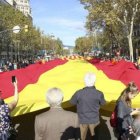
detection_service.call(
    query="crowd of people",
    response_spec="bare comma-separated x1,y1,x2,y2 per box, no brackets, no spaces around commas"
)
0,73,140,140
0,54,58,72
0,59,33,72
35,73,140,140
1,53,140,73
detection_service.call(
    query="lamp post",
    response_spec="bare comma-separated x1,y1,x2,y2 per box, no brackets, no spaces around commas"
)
50,34,55,55
0,25,28,34
0,25,20,34
12,26,21,62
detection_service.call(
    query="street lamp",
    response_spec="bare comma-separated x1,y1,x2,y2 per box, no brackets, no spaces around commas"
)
12,25,28,61
0,25,28,34
12,26,21,62
50,34,56,55
12,25,21,34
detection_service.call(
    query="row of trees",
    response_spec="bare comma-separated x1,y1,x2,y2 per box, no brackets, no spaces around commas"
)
0,4,63,61
75,36,94,54
77,0,140,61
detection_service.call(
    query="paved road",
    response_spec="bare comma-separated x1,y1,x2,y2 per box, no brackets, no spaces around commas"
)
12,107,117,140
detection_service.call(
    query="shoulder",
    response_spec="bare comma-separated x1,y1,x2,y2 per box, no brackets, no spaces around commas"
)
96,89,103,94
35,111,49,120
96,89,104,96
63,110,77,116
0,104,10,116
117,100,124,106
116,100,126,110
0,103,9,109
75,89,83,94
62,110,78,120
72,89,83,97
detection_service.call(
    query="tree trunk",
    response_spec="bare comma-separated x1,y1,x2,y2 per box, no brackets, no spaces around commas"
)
127,35,134,62
127,14,134,62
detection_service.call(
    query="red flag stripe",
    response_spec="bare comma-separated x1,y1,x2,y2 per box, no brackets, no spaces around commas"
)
0,59,68,99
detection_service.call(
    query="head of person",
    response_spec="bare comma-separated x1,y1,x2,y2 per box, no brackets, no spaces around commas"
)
118,82,139,107
46,88,63,108
84,72,96,87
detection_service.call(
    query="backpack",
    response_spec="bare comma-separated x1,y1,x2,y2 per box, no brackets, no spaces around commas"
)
110,107,117,128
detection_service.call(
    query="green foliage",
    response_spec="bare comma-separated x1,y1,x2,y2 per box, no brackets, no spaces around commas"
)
0,4,64,60
75,36,94,54
80,0,140,60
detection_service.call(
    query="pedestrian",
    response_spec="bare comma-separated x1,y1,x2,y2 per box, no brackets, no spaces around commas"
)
0,78,18,140
116,82,140,140
133,113,140,137
70,72,106,140
35,88,80,140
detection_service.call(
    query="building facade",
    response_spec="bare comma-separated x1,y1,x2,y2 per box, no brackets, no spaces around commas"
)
0,0,31,17
14,0,31,17
5,0,13,5
0,0,32,62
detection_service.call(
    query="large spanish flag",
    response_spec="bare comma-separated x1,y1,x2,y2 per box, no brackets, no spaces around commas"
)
1,58,140,116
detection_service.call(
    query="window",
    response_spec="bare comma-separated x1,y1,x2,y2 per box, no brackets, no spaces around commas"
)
25,7,28,10
137,30,140,36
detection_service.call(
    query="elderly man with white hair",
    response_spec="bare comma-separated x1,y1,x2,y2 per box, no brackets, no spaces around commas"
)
35,88,80,140
70,72,106,140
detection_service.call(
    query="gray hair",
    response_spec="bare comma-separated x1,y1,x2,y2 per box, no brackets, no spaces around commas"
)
84,72,96,87
46,88,63,107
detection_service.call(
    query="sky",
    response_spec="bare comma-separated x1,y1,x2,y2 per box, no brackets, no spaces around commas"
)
30,0,87,46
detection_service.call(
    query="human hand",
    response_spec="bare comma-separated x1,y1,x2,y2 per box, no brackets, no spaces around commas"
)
128,126,135,134
131,110,140,116
135,108,140,111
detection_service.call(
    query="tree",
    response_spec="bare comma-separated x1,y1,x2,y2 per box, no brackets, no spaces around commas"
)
75,36,94,55
54,38,63,55
0,5,43,60
80,0,140,61
0,4,64,60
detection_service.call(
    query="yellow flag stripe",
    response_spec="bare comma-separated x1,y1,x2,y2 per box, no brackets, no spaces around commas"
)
5,60,140,116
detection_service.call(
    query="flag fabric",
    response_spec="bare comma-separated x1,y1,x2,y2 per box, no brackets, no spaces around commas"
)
0,59,67,99
1,58,139,116
88,59,140,90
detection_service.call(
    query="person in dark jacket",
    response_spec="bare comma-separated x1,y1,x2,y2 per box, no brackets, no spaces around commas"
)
70,72,106,140
133,113,140,137
116,82,140,140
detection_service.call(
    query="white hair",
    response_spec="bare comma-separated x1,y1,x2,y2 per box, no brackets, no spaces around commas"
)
84,72,96,87
46,88,63,107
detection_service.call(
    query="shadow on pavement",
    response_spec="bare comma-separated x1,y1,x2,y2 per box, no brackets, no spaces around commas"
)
12,106,117,140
